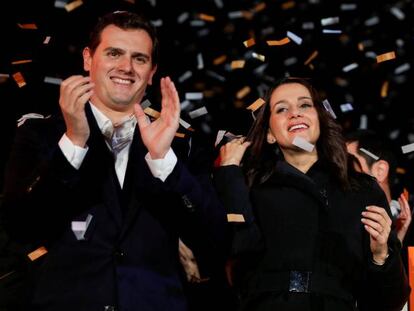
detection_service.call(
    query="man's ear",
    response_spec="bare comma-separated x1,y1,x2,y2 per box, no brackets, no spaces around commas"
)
371,160,389,183
267,131,276,144
148,64,157,86
83,47,92,72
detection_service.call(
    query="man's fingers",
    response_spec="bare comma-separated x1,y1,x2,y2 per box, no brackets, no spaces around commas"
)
134,103,151,129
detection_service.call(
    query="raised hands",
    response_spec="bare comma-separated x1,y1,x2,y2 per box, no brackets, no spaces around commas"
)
395,193,412,243
134,76,180,159
361,205,393,265
59,75,94,147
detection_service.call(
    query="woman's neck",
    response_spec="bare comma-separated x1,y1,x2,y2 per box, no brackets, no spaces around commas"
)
282,149,318,173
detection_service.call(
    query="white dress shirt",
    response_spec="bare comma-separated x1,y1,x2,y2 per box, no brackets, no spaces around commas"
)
59,102,177,188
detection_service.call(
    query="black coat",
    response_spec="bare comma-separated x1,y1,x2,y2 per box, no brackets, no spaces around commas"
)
1,104,227,311
214,160,410,311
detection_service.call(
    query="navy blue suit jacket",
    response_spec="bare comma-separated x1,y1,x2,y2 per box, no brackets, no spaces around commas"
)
1,103,227,311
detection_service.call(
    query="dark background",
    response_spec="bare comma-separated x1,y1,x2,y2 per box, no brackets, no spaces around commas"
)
1,0,413,194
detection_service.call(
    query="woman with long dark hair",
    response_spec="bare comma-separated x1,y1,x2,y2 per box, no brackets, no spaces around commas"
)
214,77,409,310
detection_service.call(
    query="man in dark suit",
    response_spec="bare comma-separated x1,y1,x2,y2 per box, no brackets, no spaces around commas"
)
1,11,226,311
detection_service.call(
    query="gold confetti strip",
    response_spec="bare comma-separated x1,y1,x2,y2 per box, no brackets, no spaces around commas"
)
380,81,389,98
246,98,265,111
43,36,51,44
243,38,256,48
308,63,315,70
266,37,290,46
304,50,318,66
281,1,296,10
11,59,32,65
65,0,83,12
236,86,251,99
242,11,254,20
376,51,396,63
144,107,160,118
213,55,227,65
253,2,266,13
12,72,26,88
227,213,245,223
231,60,246,69
396,167,406,174
357,42,364,51
17,23,37,30
175,132,186,138
199,13,215,22
27,246,48,261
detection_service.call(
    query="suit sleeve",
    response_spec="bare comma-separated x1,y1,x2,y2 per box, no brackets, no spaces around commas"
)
1,119,83,244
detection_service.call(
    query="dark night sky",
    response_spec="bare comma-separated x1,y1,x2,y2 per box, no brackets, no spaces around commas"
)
1,0,413,193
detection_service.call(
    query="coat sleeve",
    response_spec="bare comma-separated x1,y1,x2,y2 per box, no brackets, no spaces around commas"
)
358,181,411,311
213,165,264,256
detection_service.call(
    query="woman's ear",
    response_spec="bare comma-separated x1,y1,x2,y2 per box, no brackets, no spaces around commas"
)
267,131,276,144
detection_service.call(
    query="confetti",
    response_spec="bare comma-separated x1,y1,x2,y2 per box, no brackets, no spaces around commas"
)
175,132,186,138
185,92,203,100
189,107,208,119
321,17,339,26
266,37,290,46
252,52,265,62
304,51,318,66
231,60,246,69
292,136,314,152
394,63,410,75
213,55,227,65
401,143,414,154
376,51,396,63
281,1,295,10
340,103,353,112
246,98,265,112
178,71,192,83
140,99,152,110
179,118,191,129
64,0,83,12
359,148,379,160
44,76,63,85
252,2,266,13
322,29,342,34
17,23,37,29
342,63,358,72
286,31,302,45
198,13,215,22
196,53,204,70
43,36,51,44
12,60,32,65
12,72,26,88
243,38,256,48
144,107,160,119
236,86,251,99
322,99,337,119
27,246,48,261
227,214,245,223
380,81,389,98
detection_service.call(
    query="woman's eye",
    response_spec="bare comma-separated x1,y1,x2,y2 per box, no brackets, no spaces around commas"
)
276,107,287,113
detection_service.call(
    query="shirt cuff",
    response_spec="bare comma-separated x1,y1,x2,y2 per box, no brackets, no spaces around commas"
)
145,148,177,182
59,134,88,169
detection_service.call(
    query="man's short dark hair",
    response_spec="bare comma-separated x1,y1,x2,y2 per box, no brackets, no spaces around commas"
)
88,11,159,66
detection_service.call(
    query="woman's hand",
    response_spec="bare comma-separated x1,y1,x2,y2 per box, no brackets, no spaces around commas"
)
361,205,392,265
218,137,251,166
